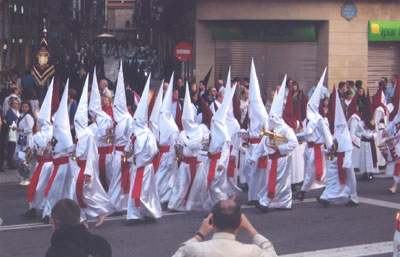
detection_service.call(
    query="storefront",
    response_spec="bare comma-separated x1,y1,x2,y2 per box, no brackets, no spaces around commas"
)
368,20,400,94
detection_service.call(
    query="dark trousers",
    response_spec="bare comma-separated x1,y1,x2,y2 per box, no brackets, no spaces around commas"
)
7,141,16,168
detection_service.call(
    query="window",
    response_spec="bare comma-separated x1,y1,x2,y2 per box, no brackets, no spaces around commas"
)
125,20,130,28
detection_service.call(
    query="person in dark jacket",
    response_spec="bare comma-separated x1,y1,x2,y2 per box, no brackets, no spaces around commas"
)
45,199,112,257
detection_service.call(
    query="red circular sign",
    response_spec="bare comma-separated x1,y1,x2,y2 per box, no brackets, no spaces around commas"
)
174,42,193,62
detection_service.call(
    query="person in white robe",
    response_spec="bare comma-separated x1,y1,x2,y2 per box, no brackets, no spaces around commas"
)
253,75,298,212
318,89,359,207
73,74,115,227
356,91,379,181
22,78,55,218
108,63,133,214
372,85,387,169
384,103,400,194
89,68,114,192
347,92,361,171
295,68,333,202
241,59,269,205
206,79,238,209
149,80,164,142
125,73,161,225
42,80,74,223
156,73,179,207
168,82,208,211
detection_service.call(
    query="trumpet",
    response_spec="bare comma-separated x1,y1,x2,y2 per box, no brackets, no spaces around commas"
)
22,148,33,166
40,138,53,156
326,139,338,161
260,126,288,147
123,143,134,162
106,127,115,144
174,143,183,161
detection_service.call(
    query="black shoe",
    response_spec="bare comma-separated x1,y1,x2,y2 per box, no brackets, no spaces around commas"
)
143,216,156,223
345,200,359,207
294,191,305,201
125,219,141,226
109,211,124,217
238,183,249,192
358,173,368,181
255,202,269,213
42,216,50,224
316,196,330,208
21,208,36,218
246,200,258,206
161,202,169,211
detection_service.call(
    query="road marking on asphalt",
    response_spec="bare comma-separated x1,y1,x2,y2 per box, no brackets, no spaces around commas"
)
358,196,400,210
0,196,397,232
280,241,393,257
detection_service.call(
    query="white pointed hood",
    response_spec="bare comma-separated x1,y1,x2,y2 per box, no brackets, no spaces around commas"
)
249,58,269,137
269,74,287,129
74,75,89,139
334,89,352,152
307,67,327,122
182,81,202,137
132,73,151,153
53,80,73,153
224,67,241,139
210,83,237,151
114,60,131,123
37,77,54,134
149,80,164,142
158,72,178,145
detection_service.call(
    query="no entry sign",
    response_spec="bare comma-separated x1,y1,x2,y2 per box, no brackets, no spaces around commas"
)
174,42,193,62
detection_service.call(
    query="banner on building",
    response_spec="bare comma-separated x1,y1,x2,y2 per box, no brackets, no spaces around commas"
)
32,36,55,85
369,20,400,41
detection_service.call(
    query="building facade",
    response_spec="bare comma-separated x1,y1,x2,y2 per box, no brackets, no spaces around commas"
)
195,0,400,94
106,0,135,37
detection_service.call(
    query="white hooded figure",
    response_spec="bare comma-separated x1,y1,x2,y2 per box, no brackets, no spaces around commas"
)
373,87,387,169
222,68,242,199
73,74,115,227
125,73,162,224
319,89,359,207
42,80,74,220
168,82,208,211
156,73,179,205
385,102,400,194
206,80,237,208
149,79,164,142
244,59,270,204
23,78,55,218
108,62,133,212
347,94,361,171
296,67,333,201
89,68,114,192
254,74,298,211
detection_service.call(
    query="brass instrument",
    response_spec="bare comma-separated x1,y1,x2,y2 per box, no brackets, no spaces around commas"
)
326,139,338,161
22,148,33,166
174,143,183,161
40,138,53,156
106,127,115,144
123,143,134,162
260,126,288,147
242,140,249,148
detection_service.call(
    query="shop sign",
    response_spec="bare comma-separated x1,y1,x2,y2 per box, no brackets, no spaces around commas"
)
369,20,400,41
210,21,316,42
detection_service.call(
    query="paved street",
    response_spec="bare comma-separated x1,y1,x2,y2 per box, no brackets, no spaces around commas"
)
0,169,399,257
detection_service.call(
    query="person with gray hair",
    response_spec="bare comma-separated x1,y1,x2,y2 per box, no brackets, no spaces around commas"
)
45,199,112,257
172,199,277,257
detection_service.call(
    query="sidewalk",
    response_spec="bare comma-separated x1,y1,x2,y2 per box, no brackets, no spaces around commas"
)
0,168,21,185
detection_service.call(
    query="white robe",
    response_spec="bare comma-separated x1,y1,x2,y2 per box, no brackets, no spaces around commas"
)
320,149,359,204
42,149,72,218
226,133,242,198
168,130,207,211
355,121,379,174
248,142,269,202
258,124,298,209
127,130,162,220
348,114,361,170
301,118,332,192
374,106,386,167
290,142,305,184
95,119,114,190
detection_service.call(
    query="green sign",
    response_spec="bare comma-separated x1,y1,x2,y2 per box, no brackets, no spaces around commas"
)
369,20,400,41
210,21,316,42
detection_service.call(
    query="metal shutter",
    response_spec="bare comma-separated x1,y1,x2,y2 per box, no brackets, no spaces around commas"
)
214,41,318,94
368,42,400,95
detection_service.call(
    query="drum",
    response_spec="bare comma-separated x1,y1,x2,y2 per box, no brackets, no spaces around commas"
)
378,136,400,163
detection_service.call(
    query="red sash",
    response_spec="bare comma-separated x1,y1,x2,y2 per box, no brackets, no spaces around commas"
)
153,145,170,174
115,146,130,194
27,156,52,203
394,162,400,177
76,159,87,208
182,156,200,205
336,152,346,185
227,146,236,177
44,156,69,197
98,145,113,192
207,152,222,191
258,156,268,169
267,152,285,199
249,137,262,144
307,142,324,182
131,167,145,207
